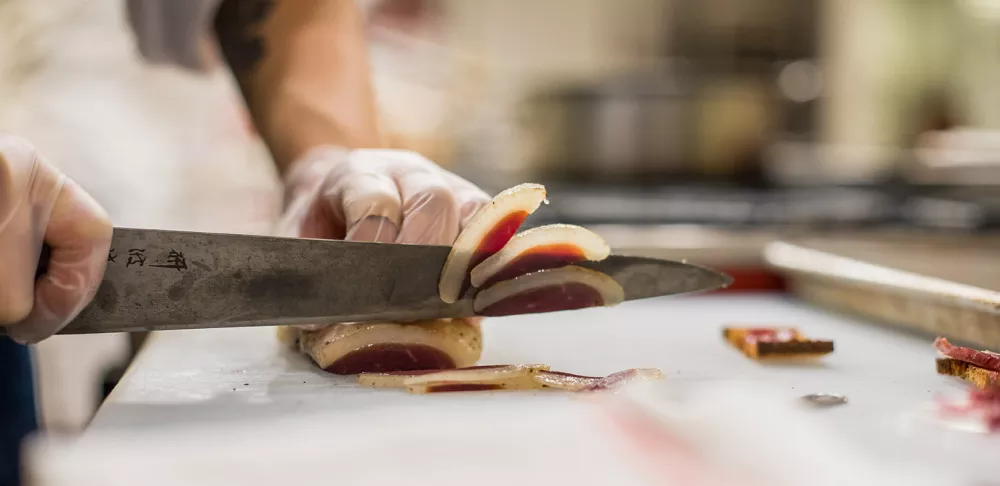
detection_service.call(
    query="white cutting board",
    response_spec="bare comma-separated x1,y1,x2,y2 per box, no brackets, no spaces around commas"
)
88,294,999,481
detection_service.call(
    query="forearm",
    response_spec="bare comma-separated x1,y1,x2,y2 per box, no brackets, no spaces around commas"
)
214,0,383,174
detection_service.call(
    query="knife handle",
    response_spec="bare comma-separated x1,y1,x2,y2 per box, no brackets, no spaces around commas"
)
36,244,52,281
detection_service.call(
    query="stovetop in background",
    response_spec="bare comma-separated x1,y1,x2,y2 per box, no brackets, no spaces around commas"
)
510,185,1000,232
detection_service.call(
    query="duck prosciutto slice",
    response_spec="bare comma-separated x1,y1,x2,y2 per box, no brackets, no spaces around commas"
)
934,337,1000,373
359,365,663,394
404,364,550,393
532,368,663,392
357,365,532,388
473,266,625,317
584,368,664,391
297,319,482,374
359,364,550,393
438,183,547,303
469,224,610,288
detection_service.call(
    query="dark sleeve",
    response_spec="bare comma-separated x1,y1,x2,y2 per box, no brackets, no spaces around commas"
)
0,337,37,486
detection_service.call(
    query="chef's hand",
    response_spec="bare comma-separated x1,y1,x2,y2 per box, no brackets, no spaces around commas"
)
277,147,490,245
0,134,113,344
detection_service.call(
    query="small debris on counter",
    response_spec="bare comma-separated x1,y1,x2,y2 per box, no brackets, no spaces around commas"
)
801,393,848,407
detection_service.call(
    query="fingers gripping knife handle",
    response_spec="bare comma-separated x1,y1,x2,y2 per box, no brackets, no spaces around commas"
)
0,245,53,337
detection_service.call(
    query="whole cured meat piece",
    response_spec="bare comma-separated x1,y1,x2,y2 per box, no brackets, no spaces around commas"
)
438,183,547,303
469,224,610,288
473,266,625,317
298,319,482,374
934,337,1000,373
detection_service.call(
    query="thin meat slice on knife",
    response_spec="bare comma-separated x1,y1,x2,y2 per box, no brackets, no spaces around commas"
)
290,319,482,374
469,224,610,289
474,266,625,317
438,183,547,303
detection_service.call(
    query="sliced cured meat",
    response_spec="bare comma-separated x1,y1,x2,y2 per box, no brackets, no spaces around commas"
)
532,369,665,392
469,224,611,288
359,365,663,394
438,183,547,304
531,371,603,391
585,368,663,391
934,337,1000,373
473,266,625,317
404,364,550,394
358,365,535,388
298,319,482,374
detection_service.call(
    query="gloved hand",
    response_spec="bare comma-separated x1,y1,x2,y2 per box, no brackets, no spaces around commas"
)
0,135,113,344
277,147,490,331
277,147,490,245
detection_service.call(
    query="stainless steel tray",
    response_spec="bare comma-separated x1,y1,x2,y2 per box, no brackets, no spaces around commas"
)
764,234,1000,350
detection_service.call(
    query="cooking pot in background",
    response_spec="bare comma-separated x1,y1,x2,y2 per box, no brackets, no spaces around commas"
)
519,70,694,184
518,68,781,185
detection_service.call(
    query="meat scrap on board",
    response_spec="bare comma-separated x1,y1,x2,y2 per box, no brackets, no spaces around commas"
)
935,337,1000,389
723,326,834,360
358,365,663,394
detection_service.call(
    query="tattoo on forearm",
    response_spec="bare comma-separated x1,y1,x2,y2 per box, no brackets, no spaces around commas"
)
213,0,276,77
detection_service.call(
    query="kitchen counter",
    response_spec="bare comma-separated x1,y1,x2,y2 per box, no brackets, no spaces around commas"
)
83,294,997,482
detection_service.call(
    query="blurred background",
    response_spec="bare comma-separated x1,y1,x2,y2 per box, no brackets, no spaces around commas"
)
1,0,998,432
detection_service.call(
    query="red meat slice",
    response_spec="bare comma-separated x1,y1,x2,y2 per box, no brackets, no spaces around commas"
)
469,224,610,288
473,266,625,317
934,337,1000,373
438,183,547,303
297,319,482,375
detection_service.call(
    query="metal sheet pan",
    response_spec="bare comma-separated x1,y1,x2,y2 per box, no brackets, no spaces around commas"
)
764,234,1000,350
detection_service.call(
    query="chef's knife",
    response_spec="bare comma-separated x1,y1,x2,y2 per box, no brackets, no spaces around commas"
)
19,228,731,335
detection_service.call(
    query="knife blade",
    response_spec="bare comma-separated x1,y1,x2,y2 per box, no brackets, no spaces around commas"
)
21,228,731,335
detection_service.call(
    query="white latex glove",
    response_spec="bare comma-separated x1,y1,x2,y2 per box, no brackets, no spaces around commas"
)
277,147,490,245
276,147,489,332
0,135,113,344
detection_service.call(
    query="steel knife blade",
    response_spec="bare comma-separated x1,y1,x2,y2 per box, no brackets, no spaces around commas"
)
22,228,731,335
